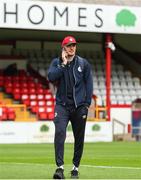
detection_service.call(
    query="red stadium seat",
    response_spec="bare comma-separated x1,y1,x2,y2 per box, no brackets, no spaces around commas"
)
38,107,46,113
21,94,30,106
46,100,54,106
38,112,48,120
31,106,38,113
18,69,27,76
0,76,4,87
44,89,52,94
38,106,47,120
20,82,28,88
47,112,54,120
12,76,19,82
0,107,8,121
7,108,16,120
21,88,29,95
27,76,34,82
30,94,37,100
38,100,46,106
44,94,53,100
4,76,12,82
37,94,44,100
46,106,54,113
13,88,21,100
30,100,37,107
13,82,20,88
35,83,43,89
5,82,13,93
36,88,44,94
19,76,27,82
27,82,36,88
29,88,36,94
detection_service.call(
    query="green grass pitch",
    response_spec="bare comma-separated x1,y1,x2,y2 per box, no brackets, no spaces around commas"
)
0,142,141,179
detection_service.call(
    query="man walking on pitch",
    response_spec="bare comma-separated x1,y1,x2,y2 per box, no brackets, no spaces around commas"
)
48,36,93,179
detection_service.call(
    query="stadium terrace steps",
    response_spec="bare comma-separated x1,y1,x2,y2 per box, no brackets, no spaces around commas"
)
0,91,36,122
15,110,36,122
0,68,55,121
0,92,13,104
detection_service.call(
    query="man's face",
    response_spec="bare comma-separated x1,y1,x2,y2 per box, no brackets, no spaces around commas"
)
64,43,76,56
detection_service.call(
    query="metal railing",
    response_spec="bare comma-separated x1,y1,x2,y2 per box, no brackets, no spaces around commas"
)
88,96,107,121
112,118,126,136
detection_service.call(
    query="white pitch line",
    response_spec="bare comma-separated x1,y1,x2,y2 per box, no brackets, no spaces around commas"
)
82,164,141,170
0,162,141,170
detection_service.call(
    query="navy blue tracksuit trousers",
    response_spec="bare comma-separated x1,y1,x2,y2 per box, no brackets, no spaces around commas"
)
54,104,88,168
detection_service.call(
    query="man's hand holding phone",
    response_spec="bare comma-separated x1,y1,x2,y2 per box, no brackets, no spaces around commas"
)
62,48,68,66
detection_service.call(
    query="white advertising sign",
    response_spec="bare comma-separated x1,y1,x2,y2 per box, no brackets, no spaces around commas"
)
0,0,141,34
0,121,113,144
85,121,113,142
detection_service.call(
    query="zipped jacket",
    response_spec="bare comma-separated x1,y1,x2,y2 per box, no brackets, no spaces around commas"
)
47,55,93,107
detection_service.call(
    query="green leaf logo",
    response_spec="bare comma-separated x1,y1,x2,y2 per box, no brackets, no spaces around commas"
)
40,124,49,132
116,9,136,28
92,124,101,131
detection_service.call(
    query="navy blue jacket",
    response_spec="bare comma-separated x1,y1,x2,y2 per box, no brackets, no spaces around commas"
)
47,55,93,108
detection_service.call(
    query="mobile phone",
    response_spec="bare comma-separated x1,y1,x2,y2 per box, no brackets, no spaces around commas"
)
62,48,68,58
62,47,66,52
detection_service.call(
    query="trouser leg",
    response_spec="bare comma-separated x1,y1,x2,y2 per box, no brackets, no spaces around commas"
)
71,106,88,167
54,105,69,167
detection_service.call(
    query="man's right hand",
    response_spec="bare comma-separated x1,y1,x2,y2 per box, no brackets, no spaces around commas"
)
62,49,68,65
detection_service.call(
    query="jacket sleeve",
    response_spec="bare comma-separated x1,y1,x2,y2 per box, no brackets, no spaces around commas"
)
47,58,65,82
84,60,93,107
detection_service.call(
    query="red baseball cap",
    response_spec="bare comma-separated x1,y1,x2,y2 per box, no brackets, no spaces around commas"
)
61,36,77,47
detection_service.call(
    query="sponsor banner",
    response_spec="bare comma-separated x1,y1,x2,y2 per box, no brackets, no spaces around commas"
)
0,0,141,34
85,122,113,142
0,121,113,143
0,122,55,143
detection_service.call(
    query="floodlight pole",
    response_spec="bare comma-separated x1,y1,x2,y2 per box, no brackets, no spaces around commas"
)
105,33,112,121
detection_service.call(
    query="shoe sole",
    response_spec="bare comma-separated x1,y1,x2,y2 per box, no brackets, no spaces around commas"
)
53,173,65,179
